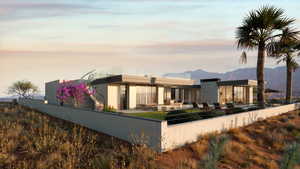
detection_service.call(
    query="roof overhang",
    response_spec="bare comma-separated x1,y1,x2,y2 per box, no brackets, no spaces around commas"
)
90,74,194,86
153,77,194,86
217,80,257,86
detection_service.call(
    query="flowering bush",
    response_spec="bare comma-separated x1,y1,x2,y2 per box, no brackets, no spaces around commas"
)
56,80,95,107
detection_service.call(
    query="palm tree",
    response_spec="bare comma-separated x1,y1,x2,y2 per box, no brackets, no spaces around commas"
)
236,6,296,107
267,28,300,103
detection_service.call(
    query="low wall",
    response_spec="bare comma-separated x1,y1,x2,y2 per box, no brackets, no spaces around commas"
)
19,99,300,152
19,99,164,151
161,103,300,151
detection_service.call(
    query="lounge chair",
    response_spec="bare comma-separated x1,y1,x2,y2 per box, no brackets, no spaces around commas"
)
192,102,200,109
226,103,234,109
202,102,211,111
213,103,222,110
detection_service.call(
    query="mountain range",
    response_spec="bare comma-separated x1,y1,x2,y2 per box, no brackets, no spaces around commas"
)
164,66,300,95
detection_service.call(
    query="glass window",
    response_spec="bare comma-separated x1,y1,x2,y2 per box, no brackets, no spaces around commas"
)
234,86,247,104
136,86,157,106
171,88,176,100
219,86,233,104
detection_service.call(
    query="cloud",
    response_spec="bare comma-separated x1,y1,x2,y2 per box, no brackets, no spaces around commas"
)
135,39,237,55
0,0,102,21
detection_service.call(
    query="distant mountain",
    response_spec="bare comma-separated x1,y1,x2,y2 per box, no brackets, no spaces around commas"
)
164,66,300,95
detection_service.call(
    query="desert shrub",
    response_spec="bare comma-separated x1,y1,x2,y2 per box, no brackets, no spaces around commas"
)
176,159,197,169
280,142,300,169
0,105,161,169
201,134,230,169
90,154,113,169
231,131,253,144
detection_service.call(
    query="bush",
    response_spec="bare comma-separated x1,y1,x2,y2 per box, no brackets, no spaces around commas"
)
166,111,202,125
166,109,226,125
226,108,245,115
280,142,300,169
201,134,230,169
103,105,116,112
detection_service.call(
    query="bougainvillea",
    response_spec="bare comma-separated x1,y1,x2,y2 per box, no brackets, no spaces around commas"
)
56,80,95,107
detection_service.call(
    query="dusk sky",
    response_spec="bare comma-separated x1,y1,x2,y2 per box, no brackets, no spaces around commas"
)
1,0,300,96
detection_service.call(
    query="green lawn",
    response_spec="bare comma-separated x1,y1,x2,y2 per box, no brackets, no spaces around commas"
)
126,111,167,120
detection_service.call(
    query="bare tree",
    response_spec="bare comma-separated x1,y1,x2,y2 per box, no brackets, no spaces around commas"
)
8,80,39,99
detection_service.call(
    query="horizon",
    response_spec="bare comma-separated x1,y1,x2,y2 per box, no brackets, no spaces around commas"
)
0,65,293,98
1,0,300,97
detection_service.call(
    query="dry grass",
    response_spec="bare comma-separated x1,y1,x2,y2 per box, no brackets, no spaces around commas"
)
1,103,300,169
158,110,300,169
0,104,159,169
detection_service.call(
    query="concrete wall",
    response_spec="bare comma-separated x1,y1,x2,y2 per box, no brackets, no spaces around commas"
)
45,80,60,105
19,99,164,151
158,87,164,105
18,99,300,152
128,85,137,109
94,83,108,106
161,103,300,151
200,82,219,104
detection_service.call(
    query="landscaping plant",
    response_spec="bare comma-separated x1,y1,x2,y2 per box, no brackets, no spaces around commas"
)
56,80,95,108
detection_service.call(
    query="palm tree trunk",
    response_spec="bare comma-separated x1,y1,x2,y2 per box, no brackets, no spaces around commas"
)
257,42,266,108
286,56,293,104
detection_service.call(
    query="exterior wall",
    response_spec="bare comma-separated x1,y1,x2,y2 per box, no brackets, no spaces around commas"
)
128,85,137,109
200,82,219,104
19,99,164,152
248,87,253,104
107,85,119,109
45,80,60,105
161,103,300,151
158,87,164,105
45,80,94,109
94,83,108,106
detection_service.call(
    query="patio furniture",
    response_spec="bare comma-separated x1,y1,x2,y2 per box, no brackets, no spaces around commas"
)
192,102,200,109
202,102,211,111
226,103,235,109
213,103,222,110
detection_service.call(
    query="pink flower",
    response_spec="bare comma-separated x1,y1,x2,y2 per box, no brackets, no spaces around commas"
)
56,80,96,106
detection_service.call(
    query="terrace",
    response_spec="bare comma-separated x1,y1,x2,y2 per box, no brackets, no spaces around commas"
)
124,103,264,124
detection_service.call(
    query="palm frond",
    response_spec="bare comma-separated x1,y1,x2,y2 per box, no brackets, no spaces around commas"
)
290,58,300,71
80,69,96,80
266,41,281,57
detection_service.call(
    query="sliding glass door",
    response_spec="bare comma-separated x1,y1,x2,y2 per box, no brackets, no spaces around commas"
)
219,86,233,104
234,86,247,104
136,86,157,107
119,85,128,110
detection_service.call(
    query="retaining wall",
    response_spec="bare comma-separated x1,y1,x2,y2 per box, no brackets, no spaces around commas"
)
19,99,164,151
161,103,300,151
19,99,300,152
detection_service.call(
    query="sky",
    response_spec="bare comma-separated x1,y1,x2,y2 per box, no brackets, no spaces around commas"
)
0,0,300,96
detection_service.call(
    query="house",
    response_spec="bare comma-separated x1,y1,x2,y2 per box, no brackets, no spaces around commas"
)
45,74,257,110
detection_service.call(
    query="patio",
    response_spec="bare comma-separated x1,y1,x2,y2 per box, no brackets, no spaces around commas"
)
123,103,265,123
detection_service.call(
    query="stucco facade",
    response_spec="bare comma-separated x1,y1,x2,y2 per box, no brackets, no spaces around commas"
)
45,75,257,110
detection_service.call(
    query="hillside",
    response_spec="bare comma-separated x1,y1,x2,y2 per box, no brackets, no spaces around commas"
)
164,66,300,95
1,103,300,169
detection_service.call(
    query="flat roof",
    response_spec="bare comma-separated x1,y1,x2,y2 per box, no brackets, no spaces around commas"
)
90,74,195,86
200,78,221,83
217,80,257,86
